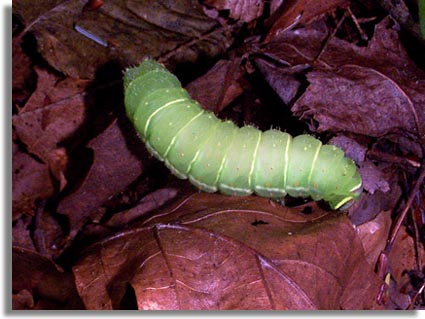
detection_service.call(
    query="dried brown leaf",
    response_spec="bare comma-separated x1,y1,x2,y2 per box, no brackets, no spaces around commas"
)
12,247,84,310
358,161,390,195
12,34,36,105
73,193,382,310
293,64,420,137
266,0,349,41
12,141,54,220
252,58,308,105
12,216,36,251
13,0,233,78
12,67,89,167
57,121,144,240
389,226,425,290
261,18,425,140
202,0,264,23
356,210,392,266
12,289,35,310
385,225,425,309
185,59,243,113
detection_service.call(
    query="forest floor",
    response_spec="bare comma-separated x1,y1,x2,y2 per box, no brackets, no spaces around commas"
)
12,0,425,310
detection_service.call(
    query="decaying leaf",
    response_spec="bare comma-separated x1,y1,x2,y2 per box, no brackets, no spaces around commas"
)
73,193,382,310
13,0,234,78
12,247,84,310
12,34,36,105
12,67,89,168
293,65,421,137
265,0,349,40
202,0,264,23
12,141,54,220
260,17,425,140
185,59,243,113
356,210,392,266
251,58,307,105
56,121,144,240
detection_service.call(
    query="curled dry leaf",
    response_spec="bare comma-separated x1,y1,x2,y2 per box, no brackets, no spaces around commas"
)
73,193,382,310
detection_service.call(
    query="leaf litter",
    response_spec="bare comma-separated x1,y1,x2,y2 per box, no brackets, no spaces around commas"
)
12,0,425,310
73,194,381,310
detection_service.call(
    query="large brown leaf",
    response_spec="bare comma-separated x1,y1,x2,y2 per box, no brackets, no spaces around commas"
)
13,0,233,78
73,193,382,310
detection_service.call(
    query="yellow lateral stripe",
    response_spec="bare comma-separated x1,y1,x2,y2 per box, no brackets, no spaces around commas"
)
350,181,363,192
283,136,291,190
143,98,189,136
214,124,238,185
248,131,262,189
186,118,221,175
307,141,322,186
163,109,204,158
333,196,353,210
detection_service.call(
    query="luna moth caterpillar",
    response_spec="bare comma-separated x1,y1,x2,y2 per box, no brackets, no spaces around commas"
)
123,59,362,209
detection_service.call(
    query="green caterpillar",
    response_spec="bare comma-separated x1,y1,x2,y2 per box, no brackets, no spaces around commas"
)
124,59,362,209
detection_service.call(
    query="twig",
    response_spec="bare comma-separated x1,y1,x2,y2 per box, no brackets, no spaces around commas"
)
314,10,348,62
411,199,424,274
408,280,425,310
347,6,368,41
367,149,421,168
376,161,425,304
158,25,234,63
385,164,425,254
